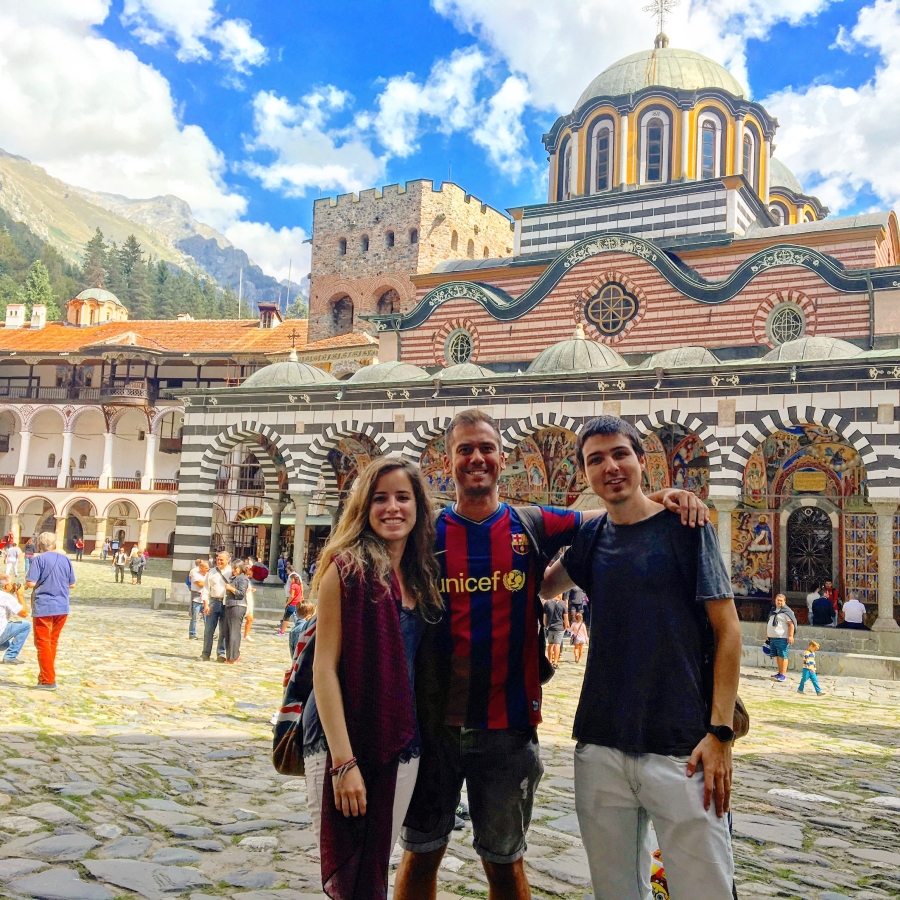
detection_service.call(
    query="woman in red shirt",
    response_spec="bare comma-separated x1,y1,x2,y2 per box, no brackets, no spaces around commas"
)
278,572,303,635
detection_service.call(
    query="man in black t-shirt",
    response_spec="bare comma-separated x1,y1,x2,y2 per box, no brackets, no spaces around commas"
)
542,596,568,668
541,416,741,900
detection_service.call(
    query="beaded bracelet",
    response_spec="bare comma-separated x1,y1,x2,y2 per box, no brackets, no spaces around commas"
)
329,757,358,782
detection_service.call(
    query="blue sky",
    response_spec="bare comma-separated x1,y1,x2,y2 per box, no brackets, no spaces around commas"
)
2,0,899,280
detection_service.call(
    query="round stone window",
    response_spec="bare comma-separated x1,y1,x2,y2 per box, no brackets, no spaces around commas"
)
585,282,639,336
767,303,806,345
445,329,473,365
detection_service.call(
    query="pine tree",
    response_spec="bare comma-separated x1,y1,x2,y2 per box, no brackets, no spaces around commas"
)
119,236,149,318
285,295,309,319
103,241,128,302
23,260,60,320
81,228,107,288
0,273,23,319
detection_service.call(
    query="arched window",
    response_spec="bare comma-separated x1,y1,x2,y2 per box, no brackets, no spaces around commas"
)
557,135,572,201
338,238,347,256
451,231,459,251
78,454,87,470
409,228,418,244
769,202,789,225
47,453,56,469
640,109,671,185
697,110,725,179
377,289,398,315
588,119,614,193
331,295,354,335
360,235,369,253
466,239,475,259
804,210,815,223
483,246,490,258
385,231,395,248
742,123,760,192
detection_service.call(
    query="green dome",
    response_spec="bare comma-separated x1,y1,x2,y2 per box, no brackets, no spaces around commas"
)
527,326,626,375
761,337,863,363
769,158,804,195
576,46,745,109
240,350,338,388
75,288,124,307
639,346,720,368
348,361,430,383
437,362,496,380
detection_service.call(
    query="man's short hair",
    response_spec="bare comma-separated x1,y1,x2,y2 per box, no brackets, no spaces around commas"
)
0,574,10,588
216,550,231,562
37,532,57,552
575,415,645,469
444,409,503,455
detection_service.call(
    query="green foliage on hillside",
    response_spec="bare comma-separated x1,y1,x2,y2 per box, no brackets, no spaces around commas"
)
82,228,239,320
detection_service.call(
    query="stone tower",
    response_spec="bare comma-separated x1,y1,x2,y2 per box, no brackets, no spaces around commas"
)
308,179,514,342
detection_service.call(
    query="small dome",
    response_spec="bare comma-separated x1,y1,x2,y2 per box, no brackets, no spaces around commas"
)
527,325,627,375
240,350,338,388
348,361,430,383
639,346,720,368
75,288,124,307
437,362,496,380
575,47,745,110
769,158,804,195
761,337,863,363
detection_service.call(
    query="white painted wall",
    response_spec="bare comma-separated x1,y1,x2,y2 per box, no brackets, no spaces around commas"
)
29,409,65,475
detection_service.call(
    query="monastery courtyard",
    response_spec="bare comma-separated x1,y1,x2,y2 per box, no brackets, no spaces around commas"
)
0,601,897,900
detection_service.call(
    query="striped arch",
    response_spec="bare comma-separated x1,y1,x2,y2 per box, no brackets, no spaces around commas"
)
297,420,391,492
197,422,297,498
502,412,578,455
721,405,881,490
634,408,723,474
402,416,453,463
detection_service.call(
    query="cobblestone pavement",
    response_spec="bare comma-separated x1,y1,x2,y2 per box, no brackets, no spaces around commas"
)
1,606,900,899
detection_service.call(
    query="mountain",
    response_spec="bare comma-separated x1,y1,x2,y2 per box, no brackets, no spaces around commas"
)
0,150,292,313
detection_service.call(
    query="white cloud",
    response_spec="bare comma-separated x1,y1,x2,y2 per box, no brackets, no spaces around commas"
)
122,0,267,73
432,0,835,109
223,221,310,283
471,75,534,179
244,88,385,198
764,0,900,212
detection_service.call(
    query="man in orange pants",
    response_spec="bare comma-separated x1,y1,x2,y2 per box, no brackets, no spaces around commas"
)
25,532,75,691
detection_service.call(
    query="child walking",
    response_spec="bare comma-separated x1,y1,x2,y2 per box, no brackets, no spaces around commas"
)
798,640,825,696
569,611,588,663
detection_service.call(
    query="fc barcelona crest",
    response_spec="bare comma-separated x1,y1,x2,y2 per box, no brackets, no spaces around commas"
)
511,533,530,555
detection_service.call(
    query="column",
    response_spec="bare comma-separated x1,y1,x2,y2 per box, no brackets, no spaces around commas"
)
733,115,744,175
57,430,74,488
9,514,21,546
712,497,737,580
871,501,900,631
14,431,32,486
763,139,771,204
680,107,690,180
90,516,108,557
618,113,629,187
265,501,284,584
568,129,580,197
99,431,114,489
291,492,310,577
137,518,151,552
141,432,158,491
54,515,67,552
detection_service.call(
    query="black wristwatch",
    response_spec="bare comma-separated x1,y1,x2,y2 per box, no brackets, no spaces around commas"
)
708,724,735,743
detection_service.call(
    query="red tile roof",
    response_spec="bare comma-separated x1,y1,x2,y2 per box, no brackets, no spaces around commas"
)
0,319,376,356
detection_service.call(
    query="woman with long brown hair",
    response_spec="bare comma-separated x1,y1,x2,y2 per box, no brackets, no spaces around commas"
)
303,456,442,900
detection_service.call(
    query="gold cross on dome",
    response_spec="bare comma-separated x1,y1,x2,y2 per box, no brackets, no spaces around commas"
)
643,0,680,35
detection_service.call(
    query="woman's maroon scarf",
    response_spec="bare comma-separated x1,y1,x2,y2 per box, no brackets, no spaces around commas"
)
320,555,416,900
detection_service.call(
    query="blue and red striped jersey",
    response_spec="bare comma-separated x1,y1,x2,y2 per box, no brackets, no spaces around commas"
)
434,503,582,729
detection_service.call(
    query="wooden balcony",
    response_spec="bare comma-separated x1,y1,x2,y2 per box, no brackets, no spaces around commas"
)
99,379,158,405
68,476,100,489
112,477,141,490
24,475,57,488
151,478,178,492
0,474,13,486
0,385,103,401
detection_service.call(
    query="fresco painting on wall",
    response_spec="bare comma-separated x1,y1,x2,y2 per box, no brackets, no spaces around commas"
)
327,433,381,501
499,427,586,506
743,446,767,509
843,514,877,604
642,425,708,499
642,432,670,494
500,436,547,504
731,510,774,598
420,434,456,499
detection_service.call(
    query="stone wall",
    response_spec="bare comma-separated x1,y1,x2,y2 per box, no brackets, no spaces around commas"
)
308,180,514,341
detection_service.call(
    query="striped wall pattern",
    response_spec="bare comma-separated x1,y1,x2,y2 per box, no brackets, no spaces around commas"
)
502,412,579,454
634,409,724,473
296,420,392,492
402,417,454,463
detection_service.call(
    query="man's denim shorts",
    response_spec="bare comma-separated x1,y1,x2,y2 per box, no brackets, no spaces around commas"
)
769,637,790,659
400,726,543,864
546,629,565,646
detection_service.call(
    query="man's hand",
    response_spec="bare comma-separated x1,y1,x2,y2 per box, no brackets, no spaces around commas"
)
203,604,210,616
661,489,710,527
686,734,732,817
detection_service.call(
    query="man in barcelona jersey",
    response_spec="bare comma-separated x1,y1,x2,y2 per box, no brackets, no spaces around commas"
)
395,409,708,900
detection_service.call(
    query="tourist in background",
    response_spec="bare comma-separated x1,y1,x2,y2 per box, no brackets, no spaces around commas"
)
222,559,249,662
767,593,797,682
305,457,442,900
543,593,568,669
840,594,869,630
569,612,588,663
277,552,288,584
25,532,75,691
112,547,127,583
74,537,84,561
289,600,316,657
101,538,110,561
243,574,256,643
23,539,35,581
278,572,303,635
0,574,31,665
130,549,146,585
811,591,835,627
798,640,825,695
203,550,231,661
189,558,209,640
805,585,821,620
822,579,840,626
5,541,20,578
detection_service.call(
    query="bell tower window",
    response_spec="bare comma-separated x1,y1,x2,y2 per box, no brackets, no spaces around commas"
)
639,109,671,185
701,122,716,178
647,122,663,182
589,120,614,194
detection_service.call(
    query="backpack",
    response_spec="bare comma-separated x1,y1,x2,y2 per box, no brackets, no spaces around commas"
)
272,614,317,776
